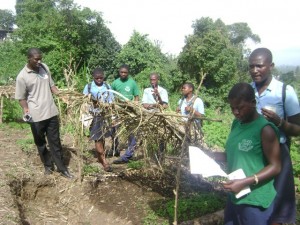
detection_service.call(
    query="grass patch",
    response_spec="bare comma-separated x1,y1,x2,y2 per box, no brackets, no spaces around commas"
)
143,210,169,225
127,160,144,170
153,193,226,222
83,164,100,176
16,137,35,154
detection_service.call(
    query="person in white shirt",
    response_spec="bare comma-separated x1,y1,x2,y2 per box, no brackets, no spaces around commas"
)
142,72,168,111
142,73,169,163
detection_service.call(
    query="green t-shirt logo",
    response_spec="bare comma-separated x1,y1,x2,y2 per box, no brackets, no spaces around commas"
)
238,139,253,152
125,86,131,92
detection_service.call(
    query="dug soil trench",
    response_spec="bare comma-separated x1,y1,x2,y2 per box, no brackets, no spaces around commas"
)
0,123,225,225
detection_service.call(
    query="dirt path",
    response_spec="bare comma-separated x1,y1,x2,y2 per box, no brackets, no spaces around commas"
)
0,124,153,225
0,124,226,225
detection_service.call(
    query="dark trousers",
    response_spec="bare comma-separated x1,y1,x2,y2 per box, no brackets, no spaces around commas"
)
224,199,274,225
271,143,296,223
30,116,67,172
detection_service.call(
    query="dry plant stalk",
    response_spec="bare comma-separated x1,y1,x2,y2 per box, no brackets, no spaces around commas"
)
173,71,207,225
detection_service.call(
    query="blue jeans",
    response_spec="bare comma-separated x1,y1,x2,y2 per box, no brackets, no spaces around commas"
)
120,134,136,162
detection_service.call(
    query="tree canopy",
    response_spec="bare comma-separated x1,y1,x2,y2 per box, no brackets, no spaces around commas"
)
178,17,260,107
3,0,120,85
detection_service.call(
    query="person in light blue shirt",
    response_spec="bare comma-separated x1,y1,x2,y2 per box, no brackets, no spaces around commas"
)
249,48,300,224
177,82,205,119
83,68,114,172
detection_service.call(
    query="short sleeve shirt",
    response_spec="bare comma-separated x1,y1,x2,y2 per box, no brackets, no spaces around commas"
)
251,77,300,143
83,81,114,103
15,63,58,122
178,96,205,119
111,77,139,101
142,85,168,104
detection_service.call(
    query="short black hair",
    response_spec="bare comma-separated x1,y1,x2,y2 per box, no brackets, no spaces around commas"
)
27,48,42,58
119,64,130,72
183,82,194,91
249,48,273,64
228,82,255,102
149,72,160,79
92,67,104,77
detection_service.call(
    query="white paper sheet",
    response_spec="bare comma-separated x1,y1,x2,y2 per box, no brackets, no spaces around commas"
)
227,169,251,198
189,146,227,177
189,146,251,198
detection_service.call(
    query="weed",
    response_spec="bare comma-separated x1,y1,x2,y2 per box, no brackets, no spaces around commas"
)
127,160,144,170
143,210,168,225
155,193,226,222
83,164,100,176
16,137,35,154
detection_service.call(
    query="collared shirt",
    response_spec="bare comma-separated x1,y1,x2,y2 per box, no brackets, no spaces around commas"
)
251,76,300,143
15,63,59,122
83,81,114,103
142,85,168,104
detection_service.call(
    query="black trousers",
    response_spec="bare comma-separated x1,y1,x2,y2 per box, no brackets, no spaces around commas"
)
30,116,67,172
271,143,296,223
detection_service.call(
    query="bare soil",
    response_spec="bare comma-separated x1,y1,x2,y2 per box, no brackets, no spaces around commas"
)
0,123,225,225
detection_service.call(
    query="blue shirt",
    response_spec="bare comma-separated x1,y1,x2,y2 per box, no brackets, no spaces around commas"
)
178,96,205,121
251,77,300,143
83,81,114,103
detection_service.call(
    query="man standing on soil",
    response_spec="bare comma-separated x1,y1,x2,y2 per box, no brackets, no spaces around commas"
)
111,64,139,164
142,72,168,163
15,48,73,179
248,47,300,225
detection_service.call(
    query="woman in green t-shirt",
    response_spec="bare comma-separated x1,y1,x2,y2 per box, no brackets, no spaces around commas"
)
213,83,281,225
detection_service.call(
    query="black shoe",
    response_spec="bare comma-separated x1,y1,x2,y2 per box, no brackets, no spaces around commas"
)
106,149,120,157
44,167,53,175
112,158,128,164
60,170,74,179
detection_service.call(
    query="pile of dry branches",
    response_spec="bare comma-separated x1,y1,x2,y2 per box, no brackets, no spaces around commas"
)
57,89,205,155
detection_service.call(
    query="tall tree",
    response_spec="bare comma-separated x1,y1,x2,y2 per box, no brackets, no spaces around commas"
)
12,0,120,84
178,17,260,107
114,31,178,90
0,9,15,31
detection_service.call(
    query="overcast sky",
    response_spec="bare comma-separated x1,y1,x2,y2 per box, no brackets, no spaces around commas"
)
1,0,299,65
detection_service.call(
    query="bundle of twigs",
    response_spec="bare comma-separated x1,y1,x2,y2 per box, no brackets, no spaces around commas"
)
56,89,208,154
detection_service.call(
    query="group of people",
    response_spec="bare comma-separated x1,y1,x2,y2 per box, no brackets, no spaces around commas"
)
217,48,300,225
82,64,205,170
15,47,299,225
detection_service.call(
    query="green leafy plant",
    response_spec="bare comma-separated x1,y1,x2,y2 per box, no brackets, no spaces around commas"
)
2,99,23,122
143,210,168,225
127,160,144,170
155,193,226,222
83,164,100,176
16,137,35,154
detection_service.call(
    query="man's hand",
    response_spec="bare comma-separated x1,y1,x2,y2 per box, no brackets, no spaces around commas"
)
185,106,192,113
261,108,282,126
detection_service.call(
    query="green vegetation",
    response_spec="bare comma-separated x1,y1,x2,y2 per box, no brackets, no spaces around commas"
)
153,193,226,222
83,164,100,176
127,160,144,170
143,210,169,225
16,135,35,154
